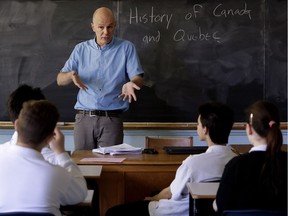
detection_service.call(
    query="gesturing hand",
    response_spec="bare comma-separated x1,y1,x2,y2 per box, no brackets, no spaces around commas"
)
118,81,141,103
71,71,88,91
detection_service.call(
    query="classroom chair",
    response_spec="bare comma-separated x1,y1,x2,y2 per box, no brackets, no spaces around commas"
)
0,213,54,216
281,144,287,152
145,136,193,151
222,209,287,216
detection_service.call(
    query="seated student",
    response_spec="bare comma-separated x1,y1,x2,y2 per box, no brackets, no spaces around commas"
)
105,102,237,216
0,100,88,216
0,84,58,164
214,101,287,214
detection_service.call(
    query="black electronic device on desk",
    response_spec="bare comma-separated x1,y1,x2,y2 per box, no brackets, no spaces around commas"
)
163,146,208,155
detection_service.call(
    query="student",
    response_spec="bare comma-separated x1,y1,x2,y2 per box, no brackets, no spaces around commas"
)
214,100,287,214
0,100,88,215
105,102,237,216
57,7,144,150
0,84,57,164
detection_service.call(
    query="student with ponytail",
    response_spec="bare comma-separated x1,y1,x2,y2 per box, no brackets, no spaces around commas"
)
214,100,287,215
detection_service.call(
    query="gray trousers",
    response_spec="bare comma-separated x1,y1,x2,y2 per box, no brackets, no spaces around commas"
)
73,113,124,150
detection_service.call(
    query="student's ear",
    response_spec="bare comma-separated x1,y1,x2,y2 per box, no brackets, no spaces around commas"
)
45,132,55,146
246,123,253,135
203,126,209,135
14,119,19,131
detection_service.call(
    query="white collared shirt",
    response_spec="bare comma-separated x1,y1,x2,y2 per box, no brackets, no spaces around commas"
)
0,131,60,165
249,144,267,152
0,145,87,216
148,145,237,216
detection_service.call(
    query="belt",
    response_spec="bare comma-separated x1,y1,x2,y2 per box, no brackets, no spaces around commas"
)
76,109,122,117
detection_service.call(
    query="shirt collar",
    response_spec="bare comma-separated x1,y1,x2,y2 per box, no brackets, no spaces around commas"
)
94,36,115,50
10,144,44,159
249,144,267,152
206,144,227,153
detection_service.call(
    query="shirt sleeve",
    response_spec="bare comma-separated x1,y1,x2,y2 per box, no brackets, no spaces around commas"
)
56,152,88,205
61,45,79,72
41,147,59,165
170,156,193,200
125,41,144,78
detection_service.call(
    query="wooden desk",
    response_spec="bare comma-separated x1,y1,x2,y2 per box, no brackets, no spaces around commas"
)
72,150,188,216
78,165,102,178
187,182,219,216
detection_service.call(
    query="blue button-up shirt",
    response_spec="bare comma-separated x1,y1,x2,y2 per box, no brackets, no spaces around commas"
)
61,37,144,111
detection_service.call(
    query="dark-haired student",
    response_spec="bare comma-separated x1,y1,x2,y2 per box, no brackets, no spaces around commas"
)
0,84,58,164
0,100,87,215
214,100,287,215
105,102,237,216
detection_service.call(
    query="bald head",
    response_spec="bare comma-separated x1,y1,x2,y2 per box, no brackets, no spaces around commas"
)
92,7,115,24
91,7,116,47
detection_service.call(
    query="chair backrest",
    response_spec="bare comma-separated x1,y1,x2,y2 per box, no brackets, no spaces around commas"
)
229,144,253,155
0,213,54,216
145,137,193,151
281,144,287,152
222,209,287,216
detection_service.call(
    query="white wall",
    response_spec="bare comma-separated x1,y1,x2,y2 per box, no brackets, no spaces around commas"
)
1,128,287,152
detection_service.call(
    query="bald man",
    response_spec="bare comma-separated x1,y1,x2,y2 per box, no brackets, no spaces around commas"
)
57,7,144,150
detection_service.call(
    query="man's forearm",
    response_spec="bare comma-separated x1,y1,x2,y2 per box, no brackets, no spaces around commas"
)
57,71,75,86
131,75,143,89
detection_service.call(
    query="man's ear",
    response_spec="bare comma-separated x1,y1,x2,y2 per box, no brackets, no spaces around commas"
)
91,22,95,32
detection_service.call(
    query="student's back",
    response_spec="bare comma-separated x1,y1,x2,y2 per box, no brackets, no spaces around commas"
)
215,100,287,214
0,100,87,216
0,145,74,214
217,151,287,212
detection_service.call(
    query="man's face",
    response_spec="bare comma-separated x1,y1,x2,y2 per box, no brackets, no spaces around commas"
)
91,15,116,47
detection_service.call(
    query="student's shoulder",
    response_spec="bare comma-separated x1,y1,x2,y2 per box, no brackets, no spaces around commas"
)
184,151,210,163
225,152,261,169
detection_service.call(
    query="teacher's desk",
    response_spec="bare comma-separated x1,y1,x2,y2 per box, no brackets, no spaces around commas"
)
72,150,189,216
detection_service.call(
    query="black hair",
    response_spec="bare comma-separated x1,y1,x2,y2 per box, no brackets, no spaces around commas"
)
198,102,234,144
7,84,45,122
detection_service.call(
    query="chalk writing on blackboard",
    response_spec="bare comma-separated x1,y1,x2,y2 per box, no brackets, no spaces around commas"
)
128,2,252,44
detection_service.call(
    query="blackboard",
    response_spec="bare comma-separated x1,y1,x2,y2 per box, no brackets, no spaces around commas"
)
0,0,287,122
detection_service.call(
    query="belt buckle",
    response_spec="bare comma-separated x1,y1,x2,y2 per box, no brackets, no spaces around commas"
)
89,111,96,117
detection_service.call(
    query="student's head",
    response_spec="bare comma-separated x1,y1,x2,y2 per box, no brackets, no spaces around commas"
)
197,102,234,144
7,84,45,123
91,7,116,47
16,100,59,146
245,100,282,152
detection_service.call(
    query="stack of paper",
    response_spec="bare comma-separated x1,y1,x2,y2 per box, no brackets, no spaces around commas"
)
92,143,142,155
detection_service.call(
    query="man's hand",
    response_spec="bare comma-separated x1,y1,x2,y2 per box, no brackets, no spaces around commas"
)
49,127,65,155
71,71,88,91
118,81,141,103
